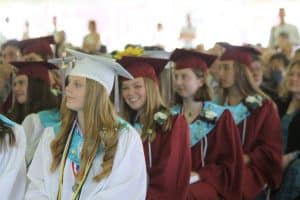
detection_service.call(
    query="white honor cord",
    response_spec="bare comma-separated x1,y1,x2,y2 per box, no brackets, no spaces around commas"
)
266,188,271,200
242,119,247,146
148,135,152,169
201,136,208,167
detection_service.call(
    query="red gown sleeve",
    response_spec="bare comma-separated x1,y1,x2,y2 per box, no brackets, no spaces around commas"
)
146,114,191,200
188,110,244,200
243,100,283,198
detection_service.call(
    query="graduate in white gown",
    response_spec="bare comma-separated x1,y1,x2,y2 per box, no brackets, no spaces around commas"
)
0,114,26,200
25,49,147,200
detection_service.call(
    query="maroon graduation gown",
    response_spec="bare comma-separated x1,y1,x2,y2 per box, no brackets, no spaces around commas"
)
239,100,283,199
187,110,244,200
144,113,191,200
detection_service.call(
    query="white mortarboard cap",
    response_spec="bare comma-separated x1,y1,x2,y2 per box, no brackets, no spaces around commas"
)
66,49,133,94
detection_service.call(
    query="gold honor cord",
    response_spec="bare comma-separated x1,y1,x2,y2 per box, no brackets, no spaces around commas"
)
57,126,97,200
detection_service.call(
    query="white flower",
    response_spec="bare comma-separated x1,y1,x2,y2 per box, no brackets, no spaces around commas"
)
256,95,263,106
245,96,256,103
245,95,263,106
204,110,217,120
154,112,168,121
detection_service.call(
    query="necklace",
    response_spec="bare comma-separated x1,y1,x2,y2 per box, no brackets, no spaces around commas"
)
57,121,97,200
71,162,80,192
186,111,193,120
183,102,203,122
184,109,196,122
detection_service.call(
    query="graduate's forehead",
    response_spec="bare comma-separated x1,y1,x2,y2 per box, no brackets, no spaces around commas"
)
14,74,28,82
174,67,195,76
68,75,86,82
122,77,144,86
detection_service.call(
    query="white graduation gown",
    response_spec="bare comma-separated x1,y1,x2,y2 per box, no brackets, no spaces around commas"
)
22,113,44,166
0,124,27,200
25,124,147,200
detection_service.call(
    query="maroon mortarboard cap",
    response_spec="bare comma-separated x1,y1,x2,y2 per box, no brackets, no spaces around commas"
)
242,44,262,56
119,56,168,83
220,45,261,67
10,61,58,86
19,36,55,60
215,42,231,48
169,48,217,72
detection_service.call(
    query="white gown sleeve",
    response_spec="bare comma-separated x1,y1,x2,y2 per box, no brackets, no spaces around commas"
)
25,127,57,200
87,126,147,200
0,124,27,200
22,113,44,167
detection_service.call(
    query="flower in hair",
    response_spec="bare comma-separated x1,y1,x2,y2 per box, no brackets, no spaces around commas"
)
113,46,144,60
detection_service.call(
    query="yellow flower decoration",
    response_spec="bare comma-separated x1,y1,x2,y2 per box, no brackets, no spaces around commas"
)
113,46,144,60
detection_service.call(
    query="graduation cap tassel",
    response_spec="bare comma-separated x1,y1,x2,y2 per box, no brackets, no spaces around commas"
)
114,75,120,113
169,62,174,106
60,57,65,96
48,55,76,97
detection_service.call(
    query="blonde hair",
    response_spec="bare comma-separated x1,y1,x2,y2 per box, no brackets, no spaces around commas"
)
174,68,213,104
120,78,172,141
218,61,268,105
51,78,120,182
280,60,300,99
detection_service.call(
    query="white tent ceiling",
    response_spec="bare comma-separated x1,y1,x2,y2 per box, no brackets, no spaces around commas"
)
1,0,299,50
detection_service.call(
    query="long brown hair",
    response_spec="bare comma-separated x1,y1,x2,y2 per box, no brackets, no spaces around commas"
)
174,68,213,105
0,121,15,151
50,78,120,182
120,78,172,141
218,61,268,105
12,77,60,123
